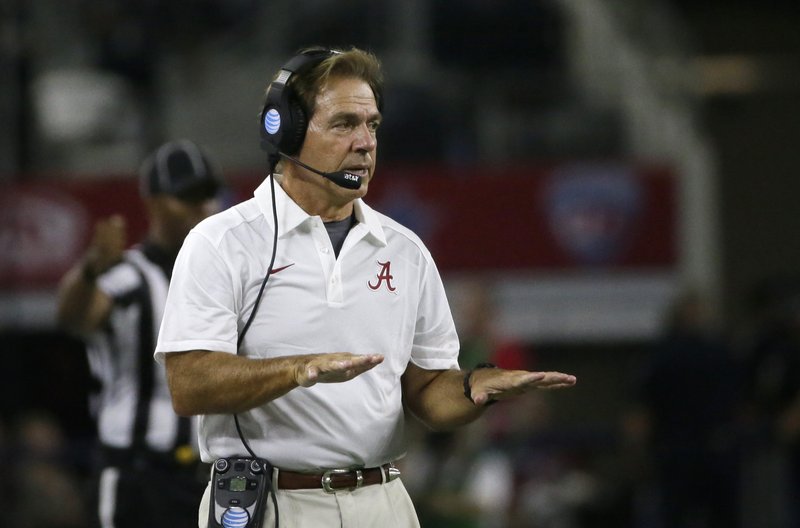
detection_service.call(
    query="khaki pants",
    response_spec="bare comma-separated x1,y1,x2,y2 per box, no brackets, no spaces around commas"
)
199,476,420,528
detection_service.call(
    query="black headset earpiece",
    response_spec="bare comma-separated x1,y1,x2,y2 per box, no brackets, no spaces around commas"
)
259,49,335,163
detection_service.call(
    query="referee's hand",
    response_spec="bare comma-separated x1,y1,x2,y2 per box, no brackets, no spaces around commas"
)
84,215,127,277
295,353,385,387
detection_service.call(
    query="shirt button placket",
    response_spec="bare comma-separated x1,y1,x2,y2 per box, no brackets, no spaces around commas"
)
328,269,343,302
313,221,337,301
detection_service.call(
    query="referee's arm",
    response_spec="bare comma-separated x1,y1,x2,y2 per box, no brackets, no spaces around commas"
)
56,215,125,336
56,264,113,336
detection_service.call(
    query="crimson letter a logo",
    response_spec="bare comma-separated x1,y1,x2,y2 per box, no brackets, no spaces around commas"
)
368,260,397,293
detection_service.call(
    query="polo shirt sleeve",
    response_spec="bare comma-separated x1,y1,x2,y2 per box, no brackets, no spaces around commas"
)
410,258,460,371
155,231,238,363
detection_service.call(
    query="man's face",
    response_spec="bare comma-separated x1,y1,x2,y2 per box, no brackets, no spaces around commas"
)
296,76,381,200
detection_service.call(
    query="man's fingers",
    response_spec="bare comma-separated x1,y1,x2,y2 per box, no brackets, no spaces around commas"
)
332,354,383,371
532,372,577,388
523,372,547,383
537,382,577,391
302,354,384,386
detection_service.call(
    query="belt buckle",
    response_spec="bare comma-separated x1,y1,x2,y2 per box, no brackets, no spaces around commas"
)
321,468,363,494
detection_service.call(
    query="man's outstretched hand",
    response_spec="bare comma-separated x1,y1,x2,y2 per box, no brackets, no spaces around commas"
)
295,353,385,387
469,369,577,406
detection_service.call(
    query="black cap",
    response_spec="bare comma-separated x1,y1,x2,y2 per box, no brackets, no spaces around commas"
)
139,140,223,202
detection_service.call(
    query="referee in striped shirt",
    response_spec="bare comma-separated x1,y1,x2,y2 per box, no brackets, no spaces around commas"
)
57,140,224,528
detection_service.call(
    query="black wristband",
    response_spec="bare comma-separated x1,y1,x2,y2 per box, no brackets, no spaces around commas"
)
463,362,498,406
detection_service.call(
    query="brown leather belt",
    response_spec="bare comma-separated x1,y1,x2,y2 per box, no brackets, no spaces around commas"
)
277,463,398,493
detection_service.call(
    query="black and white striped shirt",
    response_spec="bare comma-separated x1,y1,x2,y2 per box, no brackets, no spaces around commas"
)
89,242,194,454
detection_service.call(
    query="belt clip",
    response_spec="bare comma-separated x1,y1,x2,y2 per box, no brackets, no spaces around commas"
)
321,468,363,494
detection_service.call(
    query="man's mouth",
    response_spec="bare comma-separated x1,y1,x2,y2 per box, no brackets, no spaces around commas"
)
344,167,369,177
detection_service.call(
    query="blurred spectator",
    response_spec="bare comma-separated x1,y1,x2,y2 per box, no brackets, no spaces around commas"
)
492,385,613,528
625,290,743,528
402,421,514,528
739,278,800,528
401,278,581,527
376,83,457,164
406,387,607,528
0,418,8,520
400,279,531,528
79,0,163,151
455,279,531,371
431,0,566,73
78,0,261,151
55,140,223,528
285,0,390,53
10,412,87,528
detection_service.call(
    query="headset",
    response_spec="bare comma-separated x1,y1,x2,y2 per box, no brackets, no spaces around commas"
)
259,48,335,164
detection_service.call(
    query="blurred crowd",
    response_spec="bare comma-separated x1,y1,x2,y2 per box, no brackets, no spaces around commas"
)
4,277,800,527
399,279,800,528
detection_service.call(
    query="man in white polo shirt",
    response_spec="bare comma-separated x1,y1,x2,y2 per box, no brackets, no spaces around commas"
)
155,46,576,527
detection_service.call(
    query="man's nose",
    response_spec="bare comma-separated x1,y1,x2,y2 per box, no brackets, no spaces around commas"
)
353,123,377,152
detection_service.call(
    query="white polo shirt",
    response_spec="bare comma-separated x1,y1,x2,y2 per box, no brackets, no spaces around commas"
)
155,176,459,470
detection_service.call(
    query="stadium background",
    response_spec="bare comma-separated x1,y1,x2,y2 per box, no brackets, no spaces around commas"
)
2,0,800,526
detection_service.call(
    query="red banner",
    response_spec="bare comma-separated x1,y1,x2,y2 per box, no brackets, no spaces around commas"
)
0,163,676,290
369,163,677,271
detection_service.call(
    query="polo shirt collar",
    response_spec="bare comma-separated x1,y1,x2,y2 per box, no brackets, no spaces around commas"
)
352,199,387,247
253,176,387,247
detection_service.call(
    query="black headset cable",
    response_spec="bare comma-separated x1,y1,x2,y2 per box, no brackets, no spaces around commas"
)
233,164,280,527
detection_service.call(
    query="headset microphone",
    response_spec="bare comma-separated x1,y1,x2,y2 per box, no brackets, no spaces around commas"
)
279,152,362,190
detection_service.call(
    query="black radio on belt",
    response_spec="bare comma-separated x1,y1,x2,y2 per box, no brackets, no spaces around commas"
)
209,456,273,528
